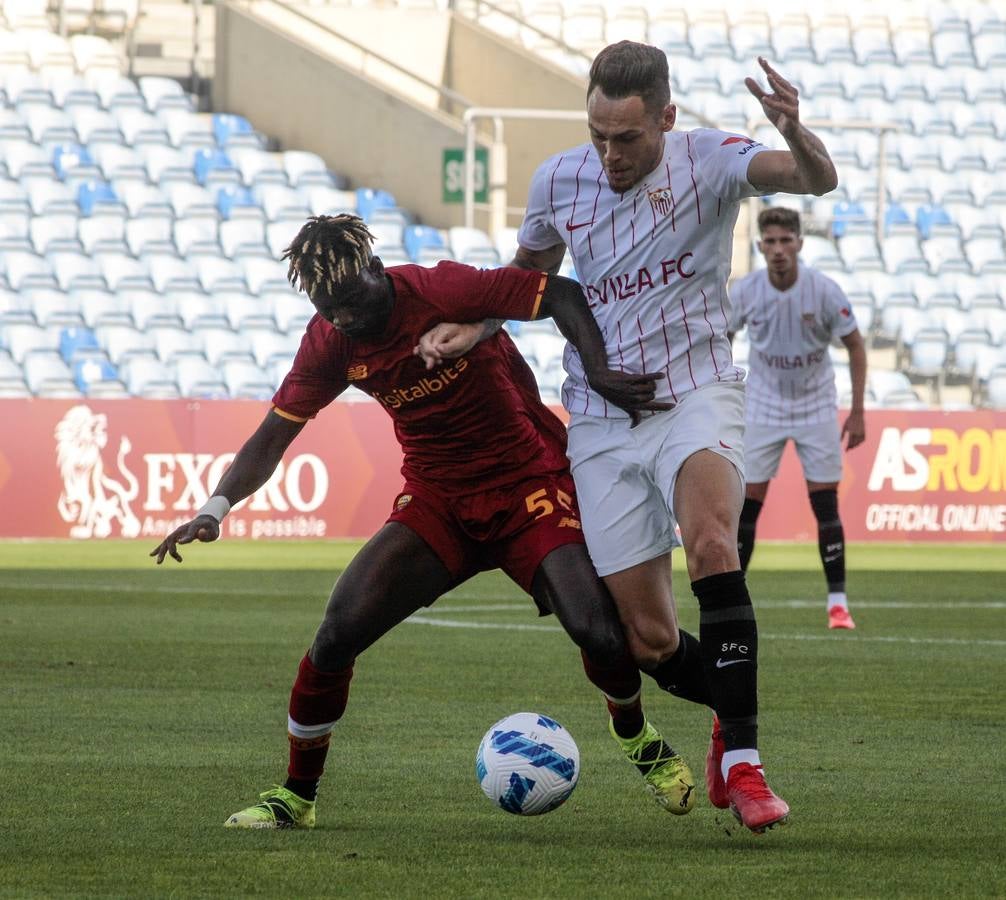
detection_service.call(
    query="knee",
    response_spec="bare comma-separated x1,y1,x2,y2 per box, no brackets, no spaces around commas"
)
626,623,680,671
565,613,626,667
809,489,841,526
687,525,740,575
311,611,360,671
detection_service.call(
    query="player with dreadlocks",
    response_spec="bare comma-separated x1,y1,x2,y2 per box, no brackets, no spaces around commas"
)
151,214,708,829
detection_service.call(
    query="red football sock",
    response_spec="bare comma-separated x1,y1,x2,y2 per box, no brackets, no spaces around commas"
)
580,649,645,738
286,653,354,781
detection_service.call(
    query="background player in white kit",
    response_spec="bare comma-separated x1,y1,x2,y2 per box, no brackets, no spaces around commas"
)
729,207,867,630
417,41,838,834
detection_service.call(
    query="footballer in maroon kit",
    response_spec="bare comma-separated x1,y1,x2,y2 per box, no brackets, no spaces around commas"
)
151,215,707,829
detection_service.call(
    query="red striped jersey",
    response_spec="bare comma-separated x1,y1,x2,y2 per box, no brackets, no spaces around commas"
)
518,128,767,418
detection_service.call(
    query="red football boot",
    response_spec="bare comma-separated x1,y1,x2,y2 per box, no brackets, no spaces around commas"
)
706,714,728,809
726,763,790,834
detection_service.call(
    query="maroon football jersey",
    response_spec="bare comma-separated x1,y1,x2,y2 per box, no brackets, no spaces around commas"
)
273,261,571,496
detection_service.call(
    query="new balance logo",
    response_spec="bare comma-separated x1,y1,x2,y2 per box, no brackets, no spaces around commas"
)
347,364,368,380
715,658,753,668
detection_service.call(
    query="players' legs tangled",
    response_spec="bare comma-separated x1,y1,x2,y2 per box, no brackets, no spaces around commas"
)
674,449,790,831
534,544,696,814
226,523,455,828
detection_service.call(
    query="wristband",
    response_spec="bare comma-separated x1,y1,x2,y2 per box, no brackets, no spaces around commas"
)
197,495,231,523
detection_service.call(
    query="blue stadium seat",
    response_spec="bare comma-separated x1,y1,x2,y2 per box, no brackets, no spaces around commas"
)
213,113,254,147
77,180,120,216
72,356,119,393
356,187,396,221
59,326,100,363
216,185,259,220
194,148,238,187
404,225,445,262
831,201,868,238
52,143,98,181
915,204,953,240
884,203,912,234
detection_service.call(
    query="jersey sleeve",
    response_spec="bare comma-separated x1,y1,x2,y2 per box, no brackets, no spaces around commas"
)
271,318,349,422
423,261,549,322
516,155,566,252
821,275,859,339
692,128,770,202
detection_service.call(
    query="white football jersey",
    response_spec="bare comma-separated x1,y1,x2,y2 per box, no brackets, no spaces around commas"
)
729,263,858,426
518,128,767,419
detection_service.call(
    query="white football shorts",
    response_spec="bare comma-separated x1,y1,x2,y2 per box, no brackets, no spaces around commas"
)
744,418,843,484
566,381,746,577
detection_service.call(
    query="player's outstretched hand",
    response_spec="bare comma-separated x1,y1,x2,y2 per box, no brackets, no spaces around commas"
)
745,57,801,138
150,515,220,565
414,322,483,370
842,410,866,450
587,369,674,423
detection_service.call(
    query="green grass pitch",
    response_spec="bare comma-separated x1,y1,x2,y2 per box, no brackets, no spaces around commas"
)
3,540,1004,899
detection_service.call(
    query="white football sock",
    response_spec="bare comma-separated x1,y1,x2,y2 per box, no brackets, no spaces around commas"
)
828,591,849,610
722,748,762,782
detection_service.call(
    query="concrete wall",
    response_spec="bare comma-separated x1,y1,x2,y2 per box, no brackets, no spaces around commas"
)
213,0,483,228
444,16,591,224
213,1,598,231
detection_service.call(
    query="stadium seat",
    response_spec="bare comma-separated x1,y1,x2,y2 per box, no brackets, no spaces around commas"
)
3,321,62,362
212,113,259,148
987,367,1006,408
146,255,203,293
283,150,331,188
241,257,289,295
214,185,263,221
174,217,221,256
254,184,309,222
58,325,100,364
3,250,57,290
115,182,171,218
114,108,170,146
28,288,82,327
221,359,274,399
160,109,215,150
78,213,127,254
163,182,217,218
92,145,145,182
265,220,299,258
194,256,247,293
120,356,178,396
23,350,75,394
403,224,445,262
24,178,77,215
173,356,228,398
29,213,79,254
221,290,275,331
193,326,253,366
138,75,191,113
170,290,227,330
248,329,299,368
126,290,182,330
74,289,132,328
356,187,396,221
141,145,196,185
94,251,154,291
298,185,356,217
49,251,107,291
150,325,203,365
194,148,239,188
95,323,157,364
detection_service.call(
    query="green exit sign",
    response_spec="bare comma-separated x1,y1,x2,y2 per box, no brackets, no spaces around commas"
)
442,147,488,204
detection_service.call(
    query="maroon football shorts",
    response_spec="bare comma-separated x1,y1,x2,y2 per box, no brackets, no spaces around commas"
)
386,470,586,600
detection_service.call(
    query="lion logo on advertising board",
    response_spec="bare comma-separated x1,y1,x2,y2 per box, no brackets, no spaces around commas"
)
54,405,141,539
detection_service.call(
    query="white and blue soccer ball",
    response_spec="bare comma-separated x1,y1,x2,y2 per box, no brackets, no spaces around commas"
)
475,712,580,815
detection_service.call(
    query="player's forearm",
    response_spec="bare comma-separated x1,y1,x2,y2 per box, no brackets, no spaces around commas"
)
782,125,838,196
539,276,608,375
480,319,505,340
848,344,868,412
210,414,303,505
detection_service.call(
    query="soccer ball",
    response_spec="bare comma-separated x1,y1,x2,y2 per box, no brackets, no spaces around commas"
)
475,712,580,815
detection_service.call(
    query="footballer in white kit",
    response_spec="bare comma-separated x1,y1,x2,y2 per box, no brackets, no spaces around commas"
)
416,42,840,834
730,207,867,630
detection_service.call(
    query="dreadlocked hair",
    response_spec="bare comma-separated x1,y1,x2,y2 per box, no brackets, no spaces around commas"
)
283,214,376,299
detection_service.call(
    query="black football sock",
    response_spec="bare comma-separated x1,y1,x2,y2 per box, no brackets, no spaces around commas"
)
647,629,712,707
810,489,845,592
737,498,763,573
284,777,319,802
693,570,758,751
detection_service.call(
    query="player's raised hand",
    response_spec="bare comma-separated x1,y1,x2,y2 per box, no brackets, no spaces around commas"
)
150,515,220,564
745,57,801,138
586,369,674,424
414,322,484,370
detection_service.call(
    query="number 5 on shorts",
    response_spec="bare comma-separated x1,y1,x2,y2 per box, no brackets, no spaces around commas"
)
525,487,573,520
